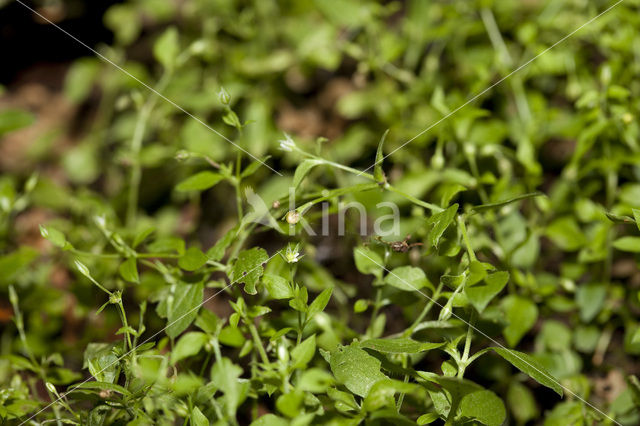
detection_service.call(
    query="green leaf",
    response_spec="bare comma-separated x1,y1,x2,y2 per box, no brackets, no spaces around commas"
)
190,406,209,426
159,282,204,339
176,171,224,192
172,332,208,364
0,109,35,136
464,271,509,313
118,258,139,283
132,227,155,248
501,295,538,347
297,368,335,393
329,345,387,397
427,204,458,248
230,247,268,295
545,217,586,251
153,27,179,70
210,357,243,416
633,209,640,231
459,389,506,426
576,283,606,322
241,156,271,178
262,273,293,299
373,129,389,183
293,159,324,188
307,287,333,319
360,338,442,354
83,343,118,383
276,391,304,418
613,236,640,253
354,247,383,278
487,347,563,396
250,414,289,426
384,266,430,292
178,247,209,271
507,382,538,423
363,379,418,412
291,334,316,368
471,192,543,213
39,225,67,249
417,413,439,425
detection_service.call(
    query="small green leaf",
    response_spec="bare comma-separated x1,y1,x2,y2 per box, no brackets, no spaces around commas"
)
263,273,293,299
464,271,509,313
329,345,387,397
176,171,224,192
363,378,418,411
471,192,543,213
373,129,389,184
417,413,439,424
210,357,243,416
158,282,204,339
488,347,563,396
241,156,271,178
172,331,208,364
545,216,586,251
360,338,442,354
178,247,209,271
118,257,139,283
427,204,458,248
501,295,538,347
384,266,430,292
633,209,640,231
230,247,268,295
459,389,506,426
507,382,538,423
613,236,640,253
190,406,209,426
293,159,324,188
291,334,316,368
297,368,335,393
307,287,333,319
354,247,383,278
153,27,179,70
576,283,606,322
0,109,35,136
39,225,67,249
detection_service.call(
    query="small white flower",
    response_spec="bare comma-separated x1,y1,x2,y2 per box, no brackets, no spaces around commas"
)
282,243,302,263
278,133,296,152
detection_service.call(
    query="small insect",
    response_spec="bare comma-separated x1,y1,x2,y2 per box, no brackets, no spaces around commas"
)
369,234,423,253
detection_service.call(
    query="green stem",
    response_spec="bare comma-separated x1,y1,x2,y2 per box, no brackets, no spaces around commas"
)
406,282,443,335
457,216,477,262
126,73,171,228
457,311,477,378
247,322,269,365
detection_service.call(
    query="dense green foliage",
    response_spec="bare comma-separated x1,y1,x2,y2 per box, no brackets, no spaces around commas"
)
2,0,640,424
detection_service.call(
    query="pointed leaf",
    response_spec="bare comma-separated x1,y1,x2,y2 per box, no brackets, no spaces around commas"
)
176,171,224,192
427,204,458,248
360,338,443,354
488,347,563,396
373,129,389,183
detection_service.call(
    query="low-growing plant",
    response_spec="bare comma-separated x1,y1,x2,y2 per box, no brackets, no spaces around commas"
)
2,0,640,425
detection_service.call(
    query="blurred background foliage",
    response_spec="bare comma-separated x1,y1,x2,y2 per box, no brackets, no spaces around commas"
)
3,0,640,424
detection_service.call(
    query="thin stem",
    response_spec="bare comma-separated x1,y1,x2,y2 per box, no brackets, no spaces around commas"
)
126,73,171,228
247,322,269,365
406,282,444,335
457,216,477,262
457,311,477,378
